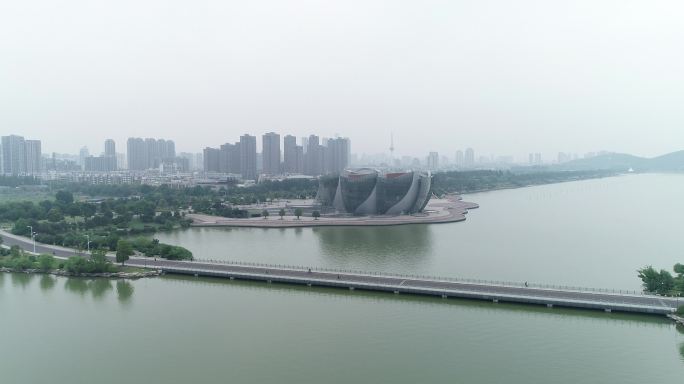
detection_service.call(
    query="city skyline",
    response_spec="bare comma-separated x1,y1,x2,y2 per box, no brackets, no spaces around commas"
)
3,1,684,159
1,129,620,167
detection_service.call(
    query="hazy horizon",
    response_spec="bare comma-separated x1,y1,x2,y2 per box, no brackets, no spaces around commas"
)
2,0,683,159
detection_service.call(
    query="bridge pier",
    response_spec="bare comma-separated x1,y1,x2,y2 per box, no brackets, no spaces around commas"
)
394,290,399,294
349,287,355,291
441,294,447,299
605,308,612,313
307,283,312,287
546,304,553,308
493,299,499,303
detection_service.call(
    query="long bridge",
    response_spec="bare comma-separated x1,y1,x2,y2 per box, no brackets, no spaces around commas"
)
1,231,679,315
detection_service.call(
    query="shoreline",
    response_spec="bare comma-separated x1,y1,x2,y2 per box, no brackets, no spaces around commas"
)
0,266,162,279
188,196,479,228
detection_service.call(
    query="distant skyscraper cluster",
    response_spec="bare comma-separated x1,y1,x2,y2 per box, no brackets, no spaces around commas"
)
203,133,350,179
127,138,177,171
85,139,118,172
1,134,42,175
528,153,542,165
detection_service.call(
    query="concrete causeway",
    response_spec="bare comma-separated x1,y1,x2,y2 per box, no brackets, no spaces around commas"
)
1,230,679,315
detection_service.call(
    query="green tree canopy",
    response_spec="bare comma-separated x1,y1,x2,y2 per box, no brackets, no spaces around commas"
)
55,190,74,205
116,240,133,265
38,254,55,271
638,266,676,295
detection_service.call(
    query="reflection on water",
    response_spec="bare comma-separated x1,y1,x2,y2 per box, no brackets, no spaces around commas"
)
680,342,684,360
161,274,669,328
116,280,134,304
5,272,134,304
64,278,89,296
11,273,31,289
39,275,56,291
91,279,113,299
313,225,432,270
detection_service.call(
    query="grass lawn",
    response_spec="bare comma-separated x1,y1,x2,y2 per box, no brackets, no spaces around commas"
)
0,190,54,203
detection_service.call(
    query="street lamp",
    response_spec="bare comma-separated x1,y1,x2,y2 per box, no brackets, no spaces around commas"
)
26,225,36,254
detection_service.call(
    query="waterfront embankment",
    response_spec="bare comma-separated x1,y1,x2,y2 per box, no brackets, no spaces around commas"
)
188,196,478,228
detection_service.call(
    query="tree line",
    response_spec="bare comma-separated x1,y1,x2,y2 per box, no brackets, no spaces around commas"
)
0,190,193,260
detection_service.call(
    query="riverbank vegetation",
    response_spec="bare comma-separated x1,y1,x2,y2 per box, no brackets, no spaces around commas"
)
0,190,193,260
432,169,616,195
637,264,684,296
0,246,133,274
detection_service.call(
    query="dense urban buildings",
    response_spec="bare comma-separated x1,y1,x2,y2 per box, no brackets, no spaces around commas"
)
126,137,176,171
84,139,118,172
1,134,42,175
317,169,433,215
202,133,350,179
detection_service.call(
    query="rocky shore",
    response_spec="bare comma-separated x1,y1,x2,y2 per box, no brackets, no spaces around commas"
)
0,267,162,279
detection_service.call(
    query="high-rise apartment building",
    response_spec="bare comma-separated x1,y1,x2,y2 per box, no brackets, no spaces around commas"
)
325,137,350,174
295,145,304,174
239,134,257,180
427,152,439,170
127,138,147,170
25,140,42,174
218,143,240,173
455,150,464,167
465,148,475,168
79,147,89,170
305,135,321,176
105,139,116,157
203,147,220,172
1,135,26,175
127,137,176,170
283,135,298,173
0,135,44,175
262,132,281,175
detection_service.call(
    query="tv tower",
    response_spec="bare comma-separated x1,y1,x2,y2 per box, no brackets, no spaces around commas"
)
389,132,395,159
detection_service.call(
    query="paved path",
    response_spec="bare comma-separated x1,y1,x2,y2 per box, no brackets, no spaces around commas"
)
1,230,679,315
188,197,479,228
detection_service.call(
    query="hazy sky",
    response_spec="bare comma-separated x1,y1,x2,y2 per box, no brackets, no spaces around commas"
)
1,0,683,160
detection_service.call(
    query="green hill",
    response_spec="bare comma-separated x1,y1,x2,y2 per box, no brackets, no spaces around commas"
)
557,151,684,172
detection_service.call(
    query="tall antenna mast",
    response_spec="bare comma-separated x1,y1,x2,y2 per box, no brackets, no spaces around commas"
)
389,132,395,159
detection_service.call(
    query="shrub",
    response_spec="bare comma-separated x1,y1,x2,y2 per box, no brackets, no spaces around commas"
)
38,254,55,271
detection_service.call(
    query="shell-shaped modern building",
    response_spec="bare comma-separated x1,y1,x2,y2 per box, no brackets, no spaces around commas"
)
316,169,433,215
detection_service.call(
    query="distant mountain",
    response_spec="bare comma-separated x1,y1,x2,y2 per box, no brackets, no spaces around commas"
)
556,151,684,172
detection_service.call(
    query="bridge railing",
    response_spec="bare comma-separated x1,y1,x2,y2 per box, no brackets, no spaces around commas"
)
190,257,645,296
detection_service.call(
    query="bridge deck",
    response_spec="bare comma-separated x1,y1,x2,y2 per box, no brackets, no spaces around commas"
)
139,259,677,315
1,230,678,315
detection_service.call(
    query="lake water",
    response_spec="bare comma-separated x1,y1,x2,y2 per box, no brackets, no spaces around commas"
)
156,173,684,290
2,173,684,383
1,273,683,384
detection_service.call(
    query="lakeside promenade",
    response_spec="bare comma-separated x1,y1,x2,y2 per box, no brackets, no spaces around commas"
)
188,196,479,228
1,230,679,315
